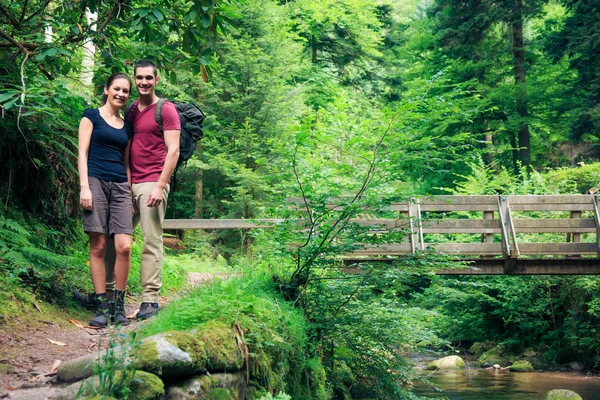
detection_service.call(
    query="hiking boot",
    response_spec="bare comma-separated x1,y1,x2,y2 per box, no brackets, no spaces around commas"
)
113,290,130,326
90,298,110,328
73,289,96,309
136,302,160,320
112,303,130,326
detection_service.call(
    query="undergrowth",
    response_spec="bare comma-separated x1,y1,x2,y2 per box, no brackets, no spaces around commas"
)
0,206,90,321
137,271,330,399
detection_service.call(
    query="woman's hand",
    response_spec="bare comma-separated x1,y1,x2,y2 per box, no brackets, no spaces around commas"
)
80,187,93,211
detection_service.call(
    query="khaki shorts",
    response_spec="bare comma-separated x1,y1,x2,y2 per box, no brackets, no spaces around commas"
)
82,177,133,237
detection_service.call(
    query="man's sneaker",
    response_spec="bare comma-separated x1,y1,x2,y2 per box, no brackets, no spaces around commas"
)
90,300,110,328
136,302,160,320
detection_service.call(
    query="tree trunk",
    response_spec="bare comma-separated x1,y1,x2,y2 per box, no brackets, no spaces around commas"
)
511,0,530,170
194,143,203,218
483,130,494,166
311,34,317,63
81,9,97,89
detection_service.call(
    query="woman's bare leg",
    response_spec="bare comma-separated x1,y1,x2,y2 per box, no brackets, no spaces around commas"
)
113,233,132,291
89,232,107,294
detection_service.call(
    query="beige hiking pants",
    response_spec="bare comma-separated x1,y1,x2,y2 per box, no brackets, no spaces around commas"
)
105,181,170,303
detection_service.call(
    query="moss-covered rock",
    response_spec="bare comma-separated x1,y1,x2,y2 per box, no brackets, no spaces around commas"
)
134,331,207,378
85,397,117,400
468,342,495,358
164,372,247,400
427,355,466,370
208,388,232,400
130,370,166,399
56,370,164,400
333,360,354,386
477,345,516,367
544,389,583,400
510,360,534,372
195,320,244,371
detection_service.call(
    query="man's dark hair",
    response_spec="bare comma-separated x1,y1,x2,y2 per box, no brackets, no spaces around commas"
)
134,59,158,77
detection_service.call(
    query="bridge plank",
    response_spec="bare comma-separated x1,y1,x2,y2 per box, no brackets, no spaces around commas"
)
350,242,596,256
439,258,600,275
420,218,596,233
163,218,286,229
164,217,597,233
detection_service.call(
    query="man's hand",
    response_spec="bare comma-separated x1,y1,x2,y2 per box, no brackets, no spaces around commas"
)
146,185,164,207
80,187,93,211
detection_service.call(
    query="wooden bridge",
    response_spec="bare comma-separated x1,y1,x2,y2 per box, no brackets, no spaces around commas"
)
164,195,600,275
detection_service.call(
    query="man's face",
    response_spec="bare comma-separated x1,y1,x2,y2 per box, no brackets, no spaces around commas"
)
134,66,158,96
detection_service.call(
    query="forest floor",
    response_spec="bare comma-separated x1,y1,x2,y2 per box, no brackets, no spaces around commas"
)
0,265,220,399
0,267,225,400
0,298,151,400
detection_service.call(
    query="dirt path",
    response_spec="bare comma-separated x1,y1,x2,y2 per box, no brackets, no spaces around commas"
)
0,302,143,400
0,272,215,399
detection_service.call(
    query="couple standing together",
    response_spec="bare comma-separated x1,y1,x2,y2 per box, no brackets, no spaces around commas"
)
78,60,180,327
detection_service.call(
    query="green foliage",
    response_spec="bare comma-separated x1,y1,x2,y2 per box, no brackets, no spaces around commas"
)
258,392,292,400
450,157,548,195
4,0,600,396
545,0,600,142
0,206,90,318
79,333,140,400
413,274,600,367
543,162,600,194
137,272,328,399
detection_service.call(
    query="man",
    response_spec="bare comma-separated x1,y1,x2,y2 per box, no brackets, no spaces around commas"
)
105,60,180,320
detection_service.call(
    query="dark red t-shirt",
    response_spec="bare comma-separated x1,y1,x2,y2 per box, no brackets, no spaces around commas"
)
128,100,180,184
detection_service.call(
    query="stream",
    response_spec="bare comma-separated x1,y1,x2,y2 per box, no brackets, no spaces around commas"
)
409,369,600,399
406,354,600,399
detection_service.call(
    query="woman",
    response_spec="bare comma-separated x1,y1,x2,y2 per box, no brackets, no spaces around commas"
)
78,73,133,327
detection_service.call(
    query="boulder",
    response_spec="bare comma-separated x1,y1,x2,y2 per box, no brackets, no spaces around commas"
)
57,347,127,382
522,348,537,358
568,361,585,371
54,370,164,400
510,360,534,372
426,355,466,370
468,342,495,358
477,344,516,367
133,331,207,378
164,372,247,400
544,389,583,400
58,331,207,382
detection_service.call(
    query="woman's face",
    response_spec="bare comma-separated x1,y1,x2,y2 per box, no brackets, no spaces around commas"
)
105,78,130,108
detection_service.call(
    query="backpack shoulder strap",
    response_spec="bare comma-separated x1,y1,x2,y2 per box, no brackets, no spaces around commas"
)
154,98,168,133
124,102,134,122
124,102,136,138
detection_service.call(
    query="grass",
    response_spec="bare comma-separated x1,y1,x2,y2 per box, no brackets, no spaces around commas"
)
135,265,328,399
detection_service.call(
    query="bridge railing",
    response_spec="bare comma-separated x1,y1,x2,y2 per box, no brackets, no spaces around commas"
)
164,195,600,260
352,195,600,259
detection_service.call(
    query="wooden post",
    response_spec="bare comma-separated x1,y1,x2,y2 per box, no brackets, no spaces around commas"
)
568,210,582,258
593,196,600,259
399,209,410,248
498,196,519,257
408,197,424,253
483,211,494,244
567,210,581,243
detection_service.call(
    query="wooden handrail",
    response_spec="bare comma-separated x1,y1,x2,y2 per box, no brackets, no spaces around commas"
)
164,195,600,259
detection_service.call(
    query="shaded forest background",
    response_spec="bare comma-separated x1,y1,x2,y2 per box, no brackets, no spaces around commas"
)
2,0,600,398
